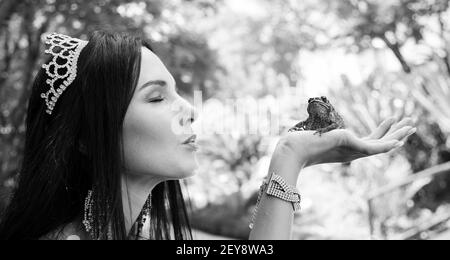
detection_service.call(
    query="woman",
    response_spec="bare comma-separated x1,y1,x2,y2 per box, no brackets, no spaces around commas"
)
0,30,415,240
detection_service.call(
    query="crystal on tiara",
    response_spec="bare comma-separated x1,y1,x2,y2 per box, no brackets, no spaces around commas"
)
41,33,88,115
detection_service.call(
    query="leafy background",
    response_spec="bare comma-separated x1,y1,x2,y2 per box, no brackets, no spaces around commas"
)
1,0,450,240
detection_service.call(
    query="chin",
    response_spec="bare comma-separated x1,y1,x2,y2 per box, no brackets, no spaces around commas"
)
171,158,199,179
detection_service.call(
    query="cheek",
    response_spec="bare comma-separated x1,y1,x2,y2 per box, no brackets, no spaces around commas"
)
122,104,198,178
123,106,173,173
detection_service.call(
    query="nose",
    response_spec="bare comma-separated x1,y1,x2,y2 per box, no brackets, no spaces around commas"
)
180,100,199,127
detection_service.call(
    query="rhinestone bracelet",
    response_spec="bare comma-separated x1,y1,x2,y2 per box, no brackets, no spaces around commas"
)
249,172,301,229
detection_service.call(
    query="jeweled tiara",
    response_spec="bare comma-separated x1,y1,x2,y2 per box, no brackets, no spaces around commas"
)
40,33,88,115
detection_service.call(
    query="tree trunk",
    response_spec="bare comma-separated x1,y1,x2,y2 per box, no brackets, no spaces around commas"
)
10,9,51,131
0,0,23,29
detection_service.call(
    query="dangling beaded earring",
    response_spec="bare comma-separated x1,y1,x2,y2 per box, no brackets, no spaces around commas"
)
82,190,95,238
82,190,113,240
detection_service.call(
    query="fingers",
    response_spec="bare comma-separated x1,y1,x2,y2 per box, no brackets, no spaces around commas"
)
383,126,417,142
345,132,403,155
385,117,414,136
367,140,404,155
367,117,415,142
368,117,396,139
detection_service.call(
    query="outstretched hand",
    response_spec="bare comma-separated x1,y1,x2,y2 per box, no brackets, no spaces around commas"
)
277,117,416,167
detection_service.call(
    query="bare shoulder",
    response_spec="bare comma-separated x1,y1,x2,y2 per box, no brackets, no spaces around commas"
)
40,221,88,240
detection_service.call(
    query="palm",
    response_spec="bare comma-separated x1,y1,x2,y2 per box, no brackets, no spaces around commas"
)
284,117,416,167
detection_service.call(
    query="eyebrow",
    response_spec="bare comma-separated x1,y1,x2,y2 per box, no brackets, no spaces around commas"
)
139,80,167,91
139,80,180,94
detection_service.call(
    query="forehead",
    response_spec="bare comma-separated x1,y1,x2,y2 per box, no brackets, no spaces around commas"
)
138,47,175,86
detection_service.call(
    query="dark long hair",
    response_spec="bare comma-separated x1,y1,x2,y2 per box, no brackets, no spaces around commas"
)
0,30,192,240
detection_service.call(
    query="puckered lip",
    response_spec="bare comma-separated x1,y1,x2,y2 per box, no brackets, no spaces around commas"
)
182,134,197,145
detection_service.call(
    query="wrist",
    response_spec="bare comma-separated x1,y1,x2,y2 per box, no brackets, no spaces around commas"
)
273,137,308,170
270,139,305,183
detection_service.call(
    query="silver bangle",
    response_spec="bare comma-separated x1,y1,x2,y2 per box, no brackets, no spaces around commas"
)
249,172,301,229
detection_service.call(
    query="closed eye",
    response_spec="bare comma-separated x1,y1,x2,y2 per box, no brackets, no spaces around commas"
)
148,96,165,103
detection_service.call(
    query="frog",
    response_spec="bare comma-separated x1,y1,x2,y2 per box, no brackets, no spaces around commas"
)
288,96,345,136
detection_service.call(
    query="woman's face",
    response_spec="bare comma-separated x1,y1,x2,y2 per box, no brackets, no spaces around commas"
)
122,47,199,180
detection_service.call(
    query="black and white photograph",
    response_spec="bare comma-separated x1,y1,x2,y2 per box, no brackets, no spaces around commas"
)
0,0,449,242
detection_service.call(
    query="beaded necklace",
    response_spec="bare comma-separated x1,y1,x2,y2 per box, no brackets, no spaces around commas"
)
83,190,152,240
